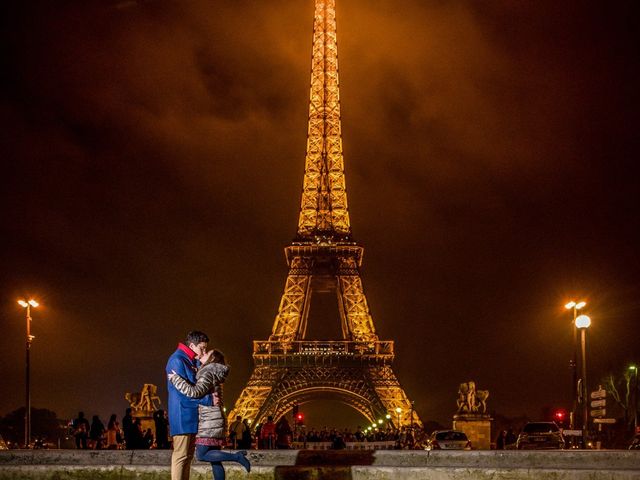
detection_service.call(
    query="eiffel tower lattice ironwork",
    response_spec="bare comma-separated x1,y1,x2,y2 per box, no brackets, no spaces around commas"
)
229,0,422,430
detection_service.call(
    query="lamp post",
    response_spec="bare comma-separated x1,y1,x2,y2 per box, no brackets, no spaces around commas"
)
575,314,591,446
632,365,638,431
395,407,402,430
565,300,586,429
17,299,39,448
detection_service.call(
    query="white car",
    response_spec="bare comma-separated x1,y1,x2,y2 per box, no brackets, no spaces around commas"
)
426,430,472,450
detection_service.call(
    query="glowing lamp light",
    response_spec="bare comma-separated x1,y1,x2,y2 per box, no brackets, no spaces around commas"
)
18,299,39,308
565,300,586,310
575,315,591,329
395,407,402,413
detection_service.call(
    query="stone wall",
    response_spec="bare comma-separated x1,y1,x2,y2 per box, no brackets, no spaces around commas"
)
1,449,639,480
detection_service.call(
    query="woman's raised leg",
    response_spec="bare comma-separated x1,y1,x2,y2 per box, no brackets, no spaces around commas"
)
195,445,250,478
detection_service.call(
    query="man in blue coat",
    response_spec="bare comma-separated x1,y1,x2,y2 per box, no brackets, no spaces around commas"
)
166,331,213,480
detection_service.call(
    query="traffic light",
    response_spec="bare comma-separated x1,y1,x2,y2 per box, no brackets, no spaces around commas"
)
554,409,567,426
295,412,304,424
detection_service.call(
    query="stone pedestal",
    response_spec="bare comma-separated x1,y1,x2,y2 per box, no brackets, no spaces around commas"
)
133,410,155,437
453,414,492,450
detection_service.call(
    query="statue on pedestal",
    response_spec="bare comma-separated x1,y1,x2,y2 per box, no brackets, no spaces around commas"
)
453,381,492,449
456,381,489,414
124,383,162,444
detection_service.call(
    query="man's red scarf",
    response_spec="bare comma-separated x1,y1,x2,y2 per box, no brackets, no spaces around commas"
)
177,343,196,361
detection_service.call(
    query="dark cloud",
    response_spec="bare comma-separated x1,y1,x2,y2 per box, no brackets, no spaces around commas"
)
1,0,638,427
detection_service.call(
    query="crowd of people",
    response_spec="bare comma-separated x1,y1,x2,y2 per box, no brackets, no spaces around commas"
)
70,408,169,450
69,407,424,451
69,409,426,452
249,421,424,449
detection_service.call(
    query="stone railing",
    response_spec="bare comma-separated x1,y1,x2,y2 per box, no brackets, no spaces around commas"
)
253,340,394,365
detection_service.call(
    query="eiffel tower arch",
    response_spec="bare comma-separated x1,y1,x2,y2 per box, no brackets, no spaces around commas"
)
229,0,422,430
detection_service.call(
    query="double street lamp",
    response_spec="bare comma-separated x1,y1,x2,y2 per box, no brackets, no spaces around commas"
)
565,301,586,429
17,299,39,448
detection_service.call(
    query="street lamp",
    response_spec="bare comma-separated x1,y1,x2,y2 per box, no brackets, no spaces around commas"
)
575,314,591,445
17,299,39,448
395,407,402,430
565,300,586,429
630,365,638,432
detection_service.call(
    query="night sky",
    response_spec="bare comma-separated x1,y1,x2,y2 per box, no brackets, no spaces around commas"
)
2,0,639,428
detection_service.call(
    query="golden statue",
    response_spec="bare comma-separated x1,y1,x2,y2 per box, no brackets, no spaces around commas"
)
125,383,161,413
457,381,489,414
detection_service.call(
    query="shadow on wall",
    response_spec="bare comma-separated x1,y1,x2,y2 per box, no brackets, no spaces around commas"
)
274,450,375,480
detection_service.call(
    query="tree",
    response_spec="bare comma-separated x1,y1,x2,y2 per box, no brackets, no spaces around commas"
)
603,369,634,430
0,407,66,447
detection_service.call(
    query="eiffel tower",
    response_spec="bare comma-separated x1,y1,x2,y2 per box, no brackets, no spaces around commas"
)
229,0,421,430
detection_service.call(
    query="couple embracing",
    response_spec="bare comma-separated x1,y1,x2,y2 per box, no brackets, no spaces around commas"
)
166,331,250,480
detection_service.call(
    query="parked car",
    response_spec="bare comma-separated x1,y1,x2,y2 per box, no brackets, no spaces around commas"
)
516,422,565,450
426,430,472,450
629,434,640,450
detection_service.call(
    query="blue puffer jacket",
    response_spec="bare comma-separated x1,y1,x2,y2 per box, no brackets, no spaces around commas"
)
166,344,213,435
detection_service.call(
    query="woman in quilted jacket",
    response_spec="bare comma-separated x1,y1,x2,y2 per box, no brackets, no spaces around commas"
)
168,350,250,479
